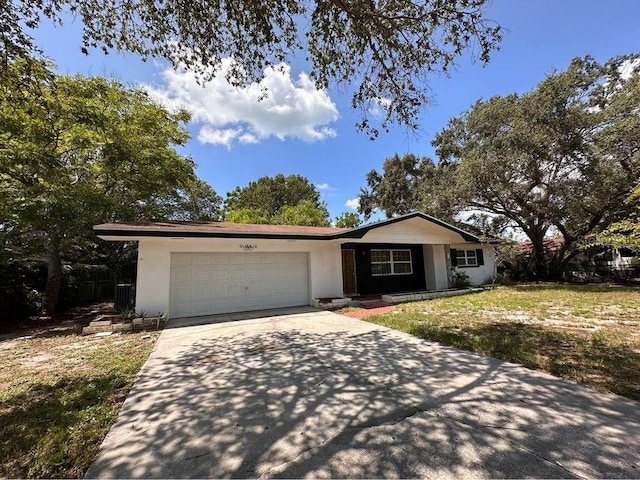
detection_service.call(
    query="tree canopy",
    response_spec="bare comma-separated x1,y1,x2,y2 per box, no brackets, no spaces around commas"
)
358,55,640,279
334,212,362,228
432,54,640,278
224,174,330,226
2,0,502,136
598,187,640,250
358,153,458,222
0,58,221,312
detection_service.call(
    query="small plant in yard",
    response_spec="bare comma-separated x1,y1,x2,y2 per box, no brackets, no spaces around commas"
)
119,305,136,319
364,284,640,401
452,269,471,288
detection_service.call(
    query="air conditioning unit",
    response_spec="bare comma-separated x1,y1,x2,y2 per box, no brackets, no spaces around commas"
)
114,283,135,311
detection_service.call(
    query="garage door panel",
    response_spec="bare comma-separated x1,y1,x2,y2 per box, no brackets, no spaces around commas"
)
173,301,193,316
192,300,212,315
171,285,192,301
192,267,211,282
229,255,246,265
212,254,229,265
211,283,229,297
170,252,309,317
192,254,211,265
172,267,192,283
192,284,210,300
228,283,246,297
246,281,264,295
171,253,192,266
229,270,246,281
245,254,262,264
262,269,279,279
260,253,280,264
213,269,230,280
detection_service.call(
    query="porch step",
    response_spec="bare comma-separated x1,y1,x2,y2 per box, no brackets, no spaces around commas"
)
382,287,488,304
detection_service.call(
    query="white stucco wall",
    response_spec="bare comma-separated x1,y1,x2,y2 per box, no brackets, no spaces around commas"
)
350,216,467,245
422,244,449,291
134,237,344,316
432,244,450,290
450,244,497,286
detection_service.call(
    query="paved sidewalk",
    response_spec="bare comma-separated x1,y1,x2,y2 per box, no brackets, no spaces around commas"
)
86,307,640,478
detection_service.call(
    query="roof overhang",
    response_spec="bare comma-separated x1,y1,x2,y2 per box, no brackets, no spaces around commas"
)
94,211,481,243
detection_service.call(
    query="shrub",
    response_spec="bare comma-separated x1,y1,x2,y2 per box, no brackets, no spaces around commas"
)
452,269,471,288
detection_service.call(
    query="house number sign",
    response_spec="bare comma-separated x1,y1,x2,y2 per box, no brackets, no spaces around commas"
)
239,244,258,252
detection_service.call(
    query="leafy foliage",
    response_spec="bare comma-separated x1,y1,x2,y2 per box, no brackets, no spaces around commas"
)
334,212,362,228
433,54,640,279
360,55,640,279
279,200,330,227
598,186,640,249
1,0,502,135
224,174,330,226
224,208,271,225
358,153,458,221
0,58,221,312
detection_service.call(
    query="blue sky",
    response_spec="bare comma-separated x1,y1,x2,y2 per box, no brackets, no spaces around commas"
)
33,0,640,221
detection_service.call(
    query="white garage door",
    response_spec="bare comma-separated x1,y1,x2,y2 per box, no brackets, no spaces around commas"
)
169,252,310,318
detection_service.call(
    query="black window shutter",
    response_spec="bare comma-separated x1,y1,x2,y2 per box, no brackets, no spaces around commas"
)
476,248,484,266
450,248,458,267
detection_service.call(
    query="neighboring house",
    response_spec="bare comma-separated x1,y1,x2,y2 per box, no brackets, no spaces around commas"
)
94,212,496,318
515,238,639,278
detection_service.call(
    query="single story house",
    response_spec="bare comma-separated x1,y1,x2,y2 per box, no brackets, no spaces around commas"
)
94,212,496,318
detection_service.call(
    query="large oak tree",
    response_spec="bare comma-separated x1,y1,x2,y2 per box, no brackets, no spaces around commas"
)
2,0,502,136
432,54,640,279
357,55,640,279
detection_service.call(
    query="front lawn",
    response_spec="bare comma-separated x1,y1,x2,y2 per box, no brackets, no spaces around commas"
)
363,284,640,401
0,326,158,478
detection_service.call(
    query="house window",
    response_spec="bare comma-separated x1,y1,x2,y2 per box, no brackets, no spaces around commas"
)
456,249,478,267
371,249,413,276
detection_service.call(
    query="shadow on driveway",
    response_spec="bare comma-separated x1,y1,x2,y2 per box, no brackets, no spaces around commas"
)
86,311,640,478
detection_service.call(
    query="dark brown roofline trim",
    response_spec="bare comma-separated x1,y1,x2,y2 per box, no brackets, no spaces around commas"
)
339,212,480,243
94,229,343,241
94,211,481,243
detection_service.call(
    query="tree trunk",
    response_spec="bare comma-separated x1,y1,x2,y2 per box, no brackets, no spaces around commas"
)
529,234,548,280
44,245,63,315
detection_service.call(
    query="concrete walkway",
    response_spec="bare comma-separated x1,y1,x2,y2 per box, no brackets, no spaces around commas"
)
86,308,640,478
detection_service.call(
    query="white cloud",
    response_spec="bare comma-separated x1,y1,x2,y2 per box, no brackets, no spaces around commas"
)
345,198,360,211
315,183,334,191
197,126,242,148
369,96,392,118
145,58,339,148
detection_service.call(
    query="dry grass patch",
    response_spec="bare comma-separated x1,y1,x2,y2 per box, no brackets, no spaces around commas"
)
0,328,158,478
365,284,640,401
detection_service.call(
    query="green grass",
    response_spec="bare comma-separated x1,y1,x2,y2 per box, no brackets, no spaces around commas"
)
0,329,158,478
365,284,640,401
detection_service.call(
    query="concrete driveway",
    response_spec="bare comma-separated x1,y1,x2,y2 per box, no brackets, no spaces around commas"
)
86,308,640,478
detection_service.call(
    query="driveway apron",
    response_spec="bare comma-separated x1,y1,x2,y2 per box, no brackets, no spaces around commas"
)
86,308,640,478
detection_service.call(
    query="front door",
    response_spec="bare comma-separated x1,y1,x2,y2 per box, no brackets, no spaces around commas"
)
341,249,357,295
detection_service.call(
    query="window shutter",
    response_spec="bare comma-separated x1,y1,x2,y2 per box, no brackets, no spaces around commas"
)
476,248,484,266
450,248,458,267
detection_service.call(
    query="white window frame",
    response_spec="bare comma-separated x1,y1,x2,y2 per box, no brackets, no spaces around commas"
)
456,249,478,267
371,249,413,276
